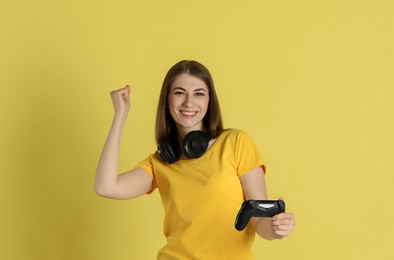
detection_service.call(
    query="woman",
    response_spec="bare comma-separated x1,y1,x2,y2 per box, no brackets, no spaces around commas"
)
95,60,296,259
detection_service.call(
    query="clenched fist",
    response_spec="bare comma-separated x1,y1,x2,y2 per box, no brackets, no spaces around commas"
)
110,85,131,116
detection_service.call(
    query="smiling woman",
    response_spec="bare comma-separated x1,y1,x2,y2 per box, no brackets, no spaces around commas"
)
94,60,296,259
155,60,224,145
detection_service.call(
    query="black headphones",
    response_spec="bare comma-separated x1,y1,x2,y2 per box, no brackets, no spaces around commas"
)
158,131,211,164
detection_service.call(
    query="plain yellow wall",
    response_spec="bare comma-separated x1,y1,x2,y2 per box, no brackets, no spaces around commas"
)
1,0,394,259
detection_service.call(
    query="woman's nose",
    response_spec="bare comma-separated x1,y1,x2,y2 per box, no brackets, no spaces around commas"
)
182,95,192,107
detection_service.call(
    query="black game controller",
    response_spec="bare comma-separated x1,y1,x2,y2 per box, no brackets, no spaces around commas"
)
235,200,286,231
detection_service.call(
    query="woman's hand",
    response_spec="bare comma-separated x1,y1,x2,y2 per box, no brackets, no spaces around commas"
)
272,197,296,239
110,85,131,117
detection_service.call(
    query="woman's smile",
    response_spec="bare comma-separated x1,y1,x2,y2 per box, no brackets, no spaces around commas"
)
180,110,198,117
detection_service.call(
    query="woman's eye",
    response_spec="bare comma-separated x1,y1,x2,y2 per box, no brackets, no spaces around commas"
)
174,91,185,95
195,92,205,96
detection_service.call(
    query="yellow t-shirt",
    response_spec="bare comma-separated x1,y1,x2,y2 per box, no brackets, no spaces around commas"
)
136,129,266,260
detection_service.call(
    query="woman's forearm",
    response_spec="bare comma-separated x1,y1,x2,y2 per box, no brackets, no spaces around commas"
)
95,114,127,196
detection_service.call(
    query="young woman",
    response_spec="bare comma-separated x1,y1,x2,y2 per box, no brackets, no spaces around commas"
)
95,60,296,259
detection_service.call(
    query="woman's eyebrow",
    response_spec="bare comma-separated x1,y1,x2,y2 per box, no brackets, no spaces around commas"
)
194,88,207,92
172,87,186,91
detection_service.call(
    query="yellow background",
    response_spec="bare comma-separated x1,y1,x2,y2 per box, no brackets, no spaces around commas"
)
1,0,393,259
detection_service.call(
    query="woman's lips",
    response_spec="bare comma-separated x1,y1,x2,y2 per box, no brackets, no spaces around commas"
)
180,110,197,116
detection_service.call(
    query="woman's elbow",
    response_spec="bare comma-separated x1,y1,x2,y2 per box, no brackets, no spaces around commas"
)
94,182,112,198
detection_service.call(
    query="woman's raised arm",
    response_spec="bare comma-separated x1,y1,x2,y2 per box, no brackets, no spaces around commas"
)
95,85,153,200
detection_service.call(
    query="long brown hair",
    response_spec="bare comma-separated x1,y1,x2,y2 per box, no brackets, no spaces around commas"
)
155,60,223,144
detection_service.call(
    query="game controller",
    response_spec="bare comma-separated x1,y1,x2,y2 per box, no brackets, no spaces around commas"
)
235,200,286,231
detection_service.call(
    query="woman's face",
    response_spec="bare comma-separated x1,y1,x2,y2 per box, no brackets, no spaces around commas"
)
168,73,210,136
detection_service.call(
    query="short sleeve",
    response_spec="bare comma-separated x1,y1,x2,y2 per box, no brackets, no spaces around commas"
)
135,154,157,193
235,131,266,177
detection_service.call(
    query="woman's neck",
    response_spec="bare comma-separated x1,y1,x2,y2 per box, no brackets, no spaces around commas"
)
176,127,206,141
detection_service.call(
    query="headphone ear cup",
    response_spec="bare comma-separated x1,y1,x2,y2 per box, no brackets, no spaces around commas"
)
182,131,211,159
158,138,179,164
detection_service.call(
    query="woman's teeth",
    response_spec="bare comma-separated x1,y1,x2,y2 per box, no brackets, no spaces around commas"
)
181,111,197,116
